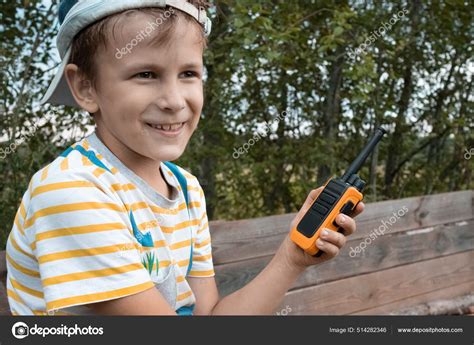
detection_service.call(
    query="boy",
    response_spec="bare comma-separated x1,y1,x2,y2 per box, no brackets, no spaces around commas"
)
6,0,363,315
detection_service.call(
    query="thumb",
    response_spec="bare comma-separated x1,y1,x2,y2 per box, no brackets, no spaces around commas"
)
291,187,324,229
300,187,324,214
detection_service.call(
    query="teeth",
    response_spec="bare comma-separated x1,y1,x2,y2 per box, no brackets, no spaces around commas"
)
149,122,184,131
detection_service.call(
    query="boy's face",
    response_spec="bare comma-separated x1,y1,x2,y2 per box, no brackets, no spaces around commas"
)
90,12,204,163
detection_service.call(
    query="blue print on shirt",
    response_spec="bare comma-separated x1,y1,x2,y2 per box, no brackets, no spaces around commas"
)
130,210,154,247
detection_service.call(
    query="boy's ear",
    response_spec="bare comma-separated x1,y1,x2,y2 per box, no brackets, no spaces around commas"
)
64,64,99,113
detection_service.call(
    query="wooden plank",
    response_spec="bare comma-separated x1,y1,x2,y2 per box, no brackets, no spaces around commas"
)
278,251,474,315
210,190,473,265
0,250,6,289
215,220,474,296
0,278,10,316
0,250,10,315
353,283,474,315
367,291,474,315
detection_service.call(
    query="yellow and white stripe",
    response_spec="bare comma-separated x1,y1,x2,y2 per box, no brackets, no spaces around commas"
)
6,135,214,315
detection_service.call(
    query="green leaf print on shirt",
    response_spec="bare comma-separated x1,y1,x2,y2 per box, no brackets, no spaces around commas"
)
141,251,156,275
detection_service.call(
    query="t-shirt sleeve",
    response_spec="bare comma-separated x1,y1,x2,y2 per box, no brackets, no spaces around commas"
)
188,183,215,278
28,171,154,312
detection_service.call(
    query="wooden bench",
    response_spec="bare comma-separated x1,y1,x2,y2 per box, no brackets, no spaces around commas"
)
1,190,472,315
0,250,8,315
211,190,474,315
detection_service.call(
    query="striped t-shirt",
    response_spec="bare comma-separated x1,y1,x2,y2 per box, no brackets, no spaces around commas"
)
6,132,214,315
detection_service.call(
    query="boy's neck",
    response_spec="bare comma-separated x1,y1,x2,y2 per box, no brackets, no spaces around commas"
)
95,128,173,200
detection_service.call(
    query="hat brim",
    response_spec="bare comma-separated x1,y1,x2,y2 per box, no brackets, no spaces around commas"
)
41,46,80,108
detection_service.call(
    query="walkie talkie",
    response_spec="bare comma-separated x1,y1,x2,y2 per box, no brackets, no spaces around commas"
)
290,127,386,256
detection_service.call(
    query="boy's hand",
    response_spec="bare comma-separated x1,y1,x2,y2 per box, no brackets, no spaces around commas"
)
278,187,364,271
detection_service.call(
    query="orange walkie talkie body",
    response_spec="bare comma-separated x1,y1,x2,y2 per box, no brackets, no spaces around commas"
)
290,128,386,256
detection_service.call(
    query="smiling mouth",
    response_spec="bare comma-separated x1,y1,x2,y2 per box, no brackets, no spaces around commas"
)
145,122,186,132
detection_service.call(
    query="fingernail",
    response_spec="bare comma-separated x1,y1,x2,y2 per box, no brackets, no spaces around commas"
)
322,230,329,237
317,239,324,247
339,214,346,224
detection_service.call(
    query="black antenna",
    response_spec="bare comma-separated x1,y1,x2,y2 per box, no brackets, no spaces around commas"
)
341,127,386,182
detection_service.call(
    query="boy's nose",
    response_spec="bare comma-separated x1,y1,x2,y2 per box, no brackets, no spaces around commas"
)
155,82,185,113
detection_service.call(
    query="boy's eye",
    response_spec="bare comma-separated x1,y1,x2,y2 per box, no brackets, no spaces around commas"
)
181,71,199,78
135,72,156,79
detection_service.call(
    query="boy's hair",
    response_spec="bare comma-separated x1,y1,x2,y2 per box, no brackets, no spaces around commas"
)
69,0,211,89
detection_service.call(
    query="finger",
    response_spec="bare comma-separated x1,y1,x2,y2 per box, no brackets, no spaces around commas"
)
352,202,365,218
316,238,340,258
335,214,356,236
320,229,346,248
